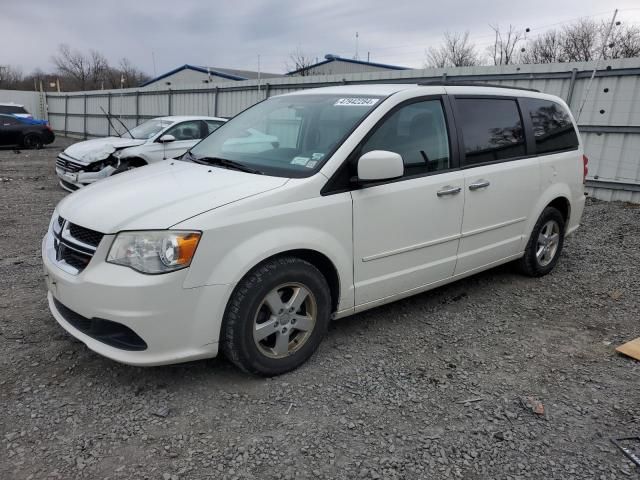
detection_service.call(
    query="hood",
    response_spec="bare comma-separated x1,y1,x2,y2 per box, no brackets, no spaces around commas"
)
63,137,146,163
57,160,289,232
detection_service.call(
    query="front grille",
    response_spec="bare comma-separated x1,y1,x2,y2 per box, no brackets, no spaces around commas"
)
56,156,84,173
52,217,104,274
69,224,104,248
53,298,147,351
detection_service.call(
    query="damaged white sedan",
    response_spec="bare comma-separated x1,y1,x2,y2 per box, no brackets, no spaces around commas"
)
55,116,226,191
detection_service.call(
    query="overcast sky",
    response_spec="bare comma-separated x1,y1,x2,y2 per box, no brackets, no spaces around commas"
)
3,0,640,76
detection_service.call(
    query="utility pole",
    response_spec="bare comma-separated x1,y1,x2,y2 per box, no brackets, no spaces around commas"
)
577,9,618,121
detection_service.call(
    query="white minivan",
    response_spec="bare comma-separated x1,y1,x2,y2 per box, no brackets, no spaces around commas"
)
42,84,586,375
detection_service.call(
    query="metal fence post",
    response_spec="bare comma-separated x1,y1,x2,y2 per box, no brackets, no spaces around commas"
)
63,95,68,137
83,94,87,139
168,89,172,116
265,83,271,99
214,87,219,116
135,91,140,126
566,68,579,107
107,93,112,136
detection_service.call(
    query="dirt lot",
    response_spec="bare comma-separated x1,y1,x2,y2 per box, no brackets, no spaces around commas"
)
1,137,639,480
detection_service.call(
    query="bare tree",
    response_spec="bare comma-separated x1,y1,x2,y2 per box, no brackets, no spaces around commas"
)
605,22,640,59
52,44,110,90
488,24,523,65
562,19,600,62
426,31,480,68
0,65,24,89
521,30,566,64
286,48,315,76
104,58,150,89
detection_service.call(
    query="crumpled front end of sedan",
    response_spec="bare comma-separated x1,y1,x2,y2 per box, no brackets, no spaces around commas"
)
55,151,119,191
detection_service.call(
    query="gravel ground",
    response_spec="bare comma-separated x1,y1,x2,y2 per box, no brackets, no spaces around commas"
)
1,138,639,480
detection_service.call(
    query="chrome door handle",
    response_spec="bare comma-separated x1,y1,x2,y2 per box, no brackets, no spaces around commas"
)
436,186,462,197
468,180,490,191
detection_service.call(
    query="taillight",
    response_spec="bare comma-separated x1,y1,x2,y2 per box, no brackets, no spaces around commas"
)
582,155,588,184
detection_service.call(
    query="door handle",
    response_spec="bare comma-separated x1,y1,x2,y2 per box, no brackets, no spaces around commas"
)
468,180,490,191
436,186,462,197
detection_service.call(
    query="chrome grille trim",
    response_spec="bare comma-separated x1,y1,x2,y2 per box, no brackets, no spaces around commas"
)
47,215,104,275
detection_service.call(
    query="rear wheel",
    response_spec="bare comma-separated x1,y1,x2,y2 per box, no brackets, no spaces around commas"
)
22,133,43,149
222,257,331,376
518,207,565,277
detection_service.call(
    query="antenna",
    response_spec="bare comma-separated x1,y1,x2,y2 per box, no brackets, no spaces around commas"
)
355,32,359,60
257,54,261,95
100,106,122,138
151,50,157,77
576,9,618,122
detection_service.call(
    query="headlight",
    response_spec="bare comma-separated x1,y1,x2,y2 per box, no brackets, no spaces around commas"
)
107,231,201,274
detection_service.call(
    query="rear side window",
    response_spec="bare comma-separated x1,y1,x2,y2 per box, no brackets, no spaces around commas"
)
0,105,28,114
456,98,525,165
0,115,20,126
525,98,579,154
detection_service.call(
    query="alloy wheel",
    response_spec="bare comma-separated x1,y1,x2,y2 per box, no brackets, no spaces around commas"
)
536,220,560,267
253,283,317,359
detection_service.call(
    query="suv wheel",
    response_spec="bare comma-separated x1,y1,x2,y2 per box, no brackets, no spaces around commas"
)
222,257,331,376
518,206,565,277
23,133,43,149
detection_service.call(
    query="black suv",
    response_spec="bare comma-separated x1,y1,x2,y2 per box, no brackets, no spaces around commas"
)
0,114,55,149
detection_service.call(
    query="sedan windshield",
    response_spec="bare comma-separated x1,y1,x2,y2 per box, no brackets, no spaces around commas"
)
189,94,384,177
128,119,173,140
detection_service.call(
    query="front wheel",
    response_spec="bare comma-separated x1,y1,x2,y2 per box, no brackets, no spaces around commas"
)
221,257,331,376
518,207,565,277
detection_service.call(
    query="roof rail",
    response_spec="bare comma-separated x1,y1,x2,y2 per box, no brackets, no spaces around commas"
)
419,81,540,93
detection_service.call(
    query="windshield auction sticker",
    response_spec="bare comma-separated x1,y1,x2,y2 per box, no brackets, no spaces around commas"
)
334,98,379,106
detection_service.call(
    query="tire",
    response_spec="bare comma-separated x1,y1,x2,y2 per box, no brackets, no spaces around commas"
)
22,133,43,149
114,159,145,175
518,206,565,277
221,256,331,376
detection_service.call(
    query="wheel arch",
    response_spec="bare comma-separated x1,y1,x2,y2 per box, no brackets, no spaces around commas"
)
524,183,574,248
120,156,148,167
547,196,571,225
236,249,341,315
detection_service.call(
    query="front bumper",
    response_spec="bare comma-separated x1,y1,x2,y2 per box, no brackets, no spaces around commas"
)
55,153,117,191
42,234,233,366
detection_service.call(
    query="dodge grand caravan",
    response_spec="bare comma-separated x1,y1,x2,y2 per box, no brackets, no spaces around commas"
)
42,84,586,375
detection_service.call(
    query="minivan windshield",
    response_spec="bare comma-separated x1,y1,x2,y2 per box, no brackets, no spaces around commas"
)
128,119,173,140
188,94,384,177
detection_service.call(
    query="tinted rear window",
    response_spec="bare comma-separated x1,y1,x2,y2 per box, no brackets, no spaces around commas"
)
525,98,579,154
0,105,28,114
456,98,525,165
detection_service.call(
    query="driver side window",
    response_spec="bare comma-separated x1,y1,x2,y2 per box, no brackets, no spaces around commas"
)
164,121,206,141
360,99,450,177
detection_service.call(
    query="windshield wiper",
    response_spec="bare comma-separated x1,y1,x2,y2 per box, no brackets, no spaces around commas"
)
190,155,263,175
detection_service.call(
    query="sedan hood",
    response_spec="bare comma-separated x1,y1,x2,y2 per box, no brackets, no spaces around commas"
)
57,161,289,232
63,137,146,163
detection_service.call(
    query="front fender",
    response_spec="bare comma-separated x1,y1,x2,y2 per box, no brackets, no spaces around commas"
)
186,225,353,311
117,146,150,163
180,189,355,311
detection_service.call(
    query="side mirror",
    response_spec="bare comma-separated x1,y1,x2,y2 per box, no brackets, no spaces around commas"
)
356,150,404,182
158,134,175,143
